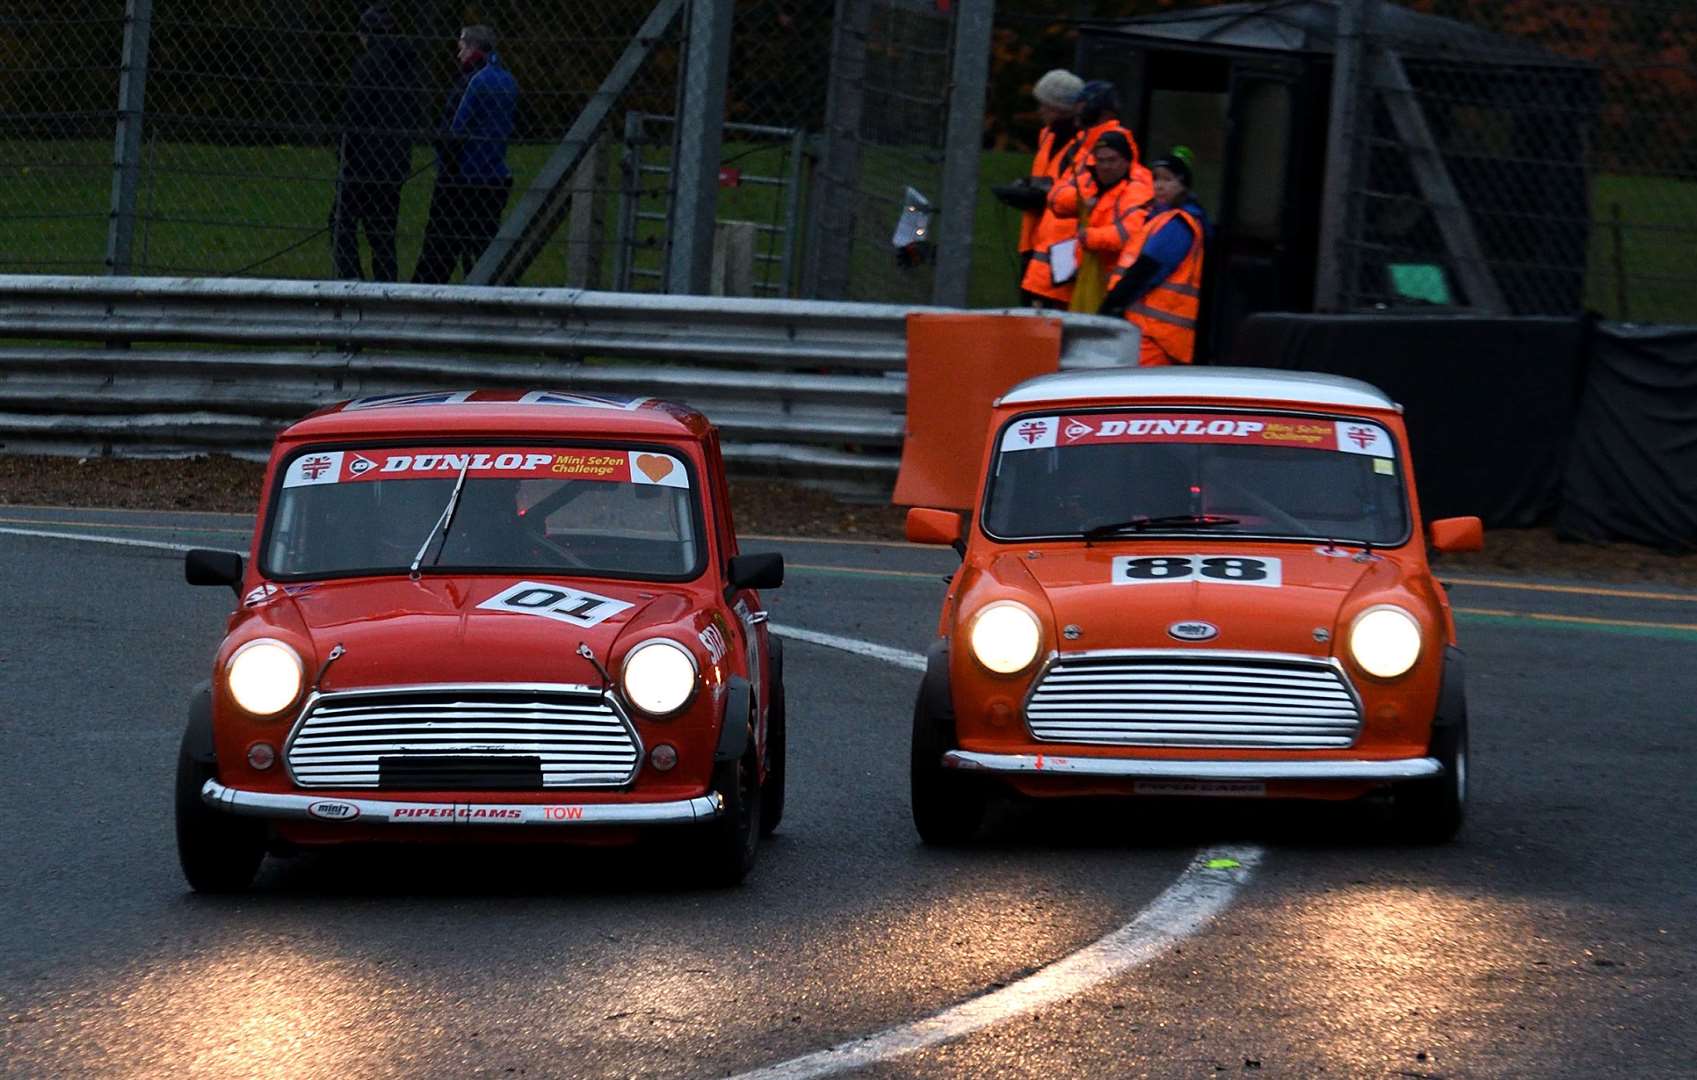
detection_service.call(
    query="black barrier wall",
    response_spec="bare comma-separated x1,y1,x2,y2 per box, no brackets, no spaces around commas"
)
1557,325,1697,553
1229,314,1591,528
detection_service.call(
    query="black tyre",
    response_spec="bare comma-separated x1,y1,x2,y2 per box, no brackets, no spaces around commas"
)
1390,708,1468,844
759,641,786,837
910,696,988,845
174,719,266,893
697,735,762,887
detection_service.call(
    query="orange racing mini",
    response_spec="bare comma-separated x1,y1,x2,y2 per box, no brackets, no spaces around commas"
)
176,391,785,890
904,368,1483,844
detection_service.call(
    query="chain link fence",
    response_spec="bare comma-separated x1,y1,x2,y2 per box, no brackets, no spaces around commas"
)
2,0,688,286
0,0,995,305
13,2,1685,321
1332,0,1697,322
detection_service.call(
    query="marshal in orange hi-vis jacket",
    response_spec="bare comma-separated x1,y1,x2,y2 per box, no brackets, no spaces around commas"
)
902,368,1484,845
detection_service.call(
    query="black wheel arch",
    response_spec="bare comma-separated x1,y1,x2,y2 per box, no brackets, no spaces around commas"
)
184,680,217,766
716,675,753,762
920,638,954,727
1433,645,1467,731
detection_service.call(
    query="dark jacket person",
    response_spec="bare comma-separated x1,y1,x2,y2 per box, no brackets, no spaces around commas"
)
412,24,519,284
333,5,421,282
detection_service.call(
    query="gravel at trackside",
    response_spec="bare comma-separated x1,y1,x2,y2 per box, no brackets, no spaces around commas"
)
2,452,1692,587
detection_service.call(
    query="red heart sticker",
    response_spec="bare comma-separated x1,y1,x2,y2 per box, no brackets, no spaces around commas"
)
635,454,675,483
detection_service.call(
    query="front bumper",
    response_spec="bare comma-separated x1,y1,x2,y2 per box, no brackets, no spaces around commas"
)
200,779,722,827
941,751,1442,782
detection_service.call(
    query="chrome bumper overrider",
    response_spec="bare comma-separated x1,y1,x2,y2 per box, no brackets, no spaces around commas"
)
201,779,722,826
940,751,1443,782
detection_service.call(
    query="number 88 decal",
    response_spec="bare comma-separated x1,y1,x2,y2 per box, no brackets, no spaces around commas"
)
1110,555,1282,588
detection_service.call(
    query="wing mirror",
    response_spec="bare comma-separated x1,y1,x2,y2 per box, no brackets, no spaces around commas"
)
727,552,784,593
1429,517,1484,553
906,507,965,557
185,548,244,597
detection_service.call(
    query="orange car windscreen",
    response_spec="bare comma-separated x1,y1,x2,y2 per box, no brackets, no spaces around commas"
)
263,445,704,580
983,411,1410,544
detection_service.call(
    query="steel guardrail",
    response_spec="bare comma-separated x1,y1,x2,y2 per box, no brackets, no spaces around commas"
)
0,276,1139,483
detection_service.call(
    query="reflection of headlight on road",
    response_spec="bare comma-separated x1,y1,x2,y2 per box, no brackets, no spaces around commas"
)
1349,606,1422,679
621,638,698,716
227,639,304,716
970,601,1043,675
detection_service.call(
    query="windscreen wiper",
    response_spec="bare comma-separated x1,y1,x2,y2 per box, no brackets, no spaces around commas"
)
1081,514,1241,540
409,461,472,579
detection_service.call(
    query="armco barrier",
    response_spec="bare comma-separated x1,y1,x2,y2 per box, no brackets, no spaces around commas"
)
0,277,1138,483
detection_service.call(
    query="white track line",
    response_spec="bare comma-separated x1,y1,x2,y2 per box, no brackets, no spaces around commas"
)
8,523,1265,1078
768,623,927,672
730,844,1261,1080
0,524,241,555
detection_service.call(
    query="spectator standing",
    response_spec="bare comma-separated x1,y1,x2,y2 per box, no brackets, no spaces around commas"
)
332,5,420,282
412,24,519,284
1048,131,1150,311
1020,80,1150,308
1100,148,1211,366
991,69,1082,297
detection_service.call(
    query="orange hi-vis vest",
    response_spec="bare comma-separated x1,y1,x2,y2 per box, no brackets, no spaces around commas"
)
1049,169,1152,277
1021,121,1148,301
1109,204,1204,365
1018,125,1082,255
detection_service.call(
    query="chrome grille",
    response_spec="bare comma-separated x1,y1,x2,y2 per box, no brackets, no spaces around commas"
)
285,684,641,789
1025,652,1362,749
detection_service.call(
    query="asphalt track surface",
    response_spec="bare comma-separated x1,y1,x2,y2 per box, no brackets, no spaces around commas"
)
2,507,1694,1079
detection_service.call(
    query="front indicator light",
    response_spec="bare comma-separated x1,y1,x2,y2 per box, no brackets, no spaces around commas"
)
970,601,1043,675
1349,606,1422,679
226,638,304,716
621,638,698,716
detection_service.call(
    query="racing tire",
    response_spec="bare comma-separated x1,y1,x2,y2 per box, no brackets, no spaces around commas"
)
910,697,988,846
697,736,762,887
174,720,266,893
758,641,786,837
1390,709,1468,844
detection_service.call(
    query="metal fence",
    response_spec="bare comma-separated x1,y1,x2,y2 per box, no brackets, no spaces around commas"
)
1319,0,1697,322
0,275,1139,485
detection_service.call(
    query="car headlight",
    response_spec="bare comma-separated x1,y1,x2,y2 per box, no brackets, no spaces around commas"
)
621,638,698,716
970,601,1043,675
1349,606,1422,679
226,638,305,716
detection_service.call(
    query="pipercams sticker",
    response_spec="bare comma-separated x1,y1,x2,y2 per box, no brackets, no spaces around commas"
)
283,447,689,488
476,581,634,628
1001,412,1395,459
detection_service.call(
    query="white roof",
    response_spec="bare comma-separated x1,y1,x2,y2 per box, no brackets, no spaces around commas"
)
998,367,1398,411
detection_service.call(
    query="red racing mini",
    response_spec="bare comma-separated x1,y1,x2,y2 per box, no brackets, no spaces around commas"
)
904,368,1483,844
177,390,785,890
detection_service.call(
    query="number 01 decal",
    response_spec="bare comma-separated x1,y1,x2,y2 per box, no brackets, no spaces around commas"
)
1110,555,1282,588
477,581,634,626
